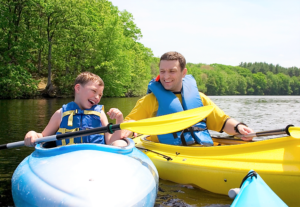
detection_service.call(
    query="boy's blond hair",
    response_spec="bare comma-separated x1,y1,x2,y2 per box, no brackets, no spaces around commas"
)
74,72,104,87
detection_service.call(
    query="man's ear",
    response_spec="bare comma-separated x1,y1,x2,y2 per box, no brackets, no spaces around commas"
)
74,84,81,93
182,68,187,77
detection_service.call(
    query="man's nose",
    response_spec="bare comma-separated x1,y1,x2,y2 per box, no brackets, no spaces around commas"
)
164,72,170,78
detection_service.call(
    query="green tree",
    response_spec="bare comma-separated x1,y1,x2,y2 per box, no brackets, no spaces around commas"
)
277,73,292,95
290,76,300,95
0,0,39,98
252,72,267,95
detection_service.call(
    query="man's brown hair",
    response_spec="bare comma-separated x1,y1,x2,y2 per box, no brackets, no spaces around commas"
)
74,72,104,87
160,51,186,71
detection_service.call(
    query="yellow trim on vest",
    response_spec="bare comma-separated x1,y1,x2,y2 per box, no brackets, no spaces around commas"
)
57,128,80,146
84,110,101,117
62,109,101,127
59,108,102,145
62,110,77,127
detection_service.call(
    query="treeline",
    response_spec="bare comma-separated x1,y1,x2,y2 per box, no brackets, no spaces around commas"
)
239,62,300,77
187,63,300,95
0,0,152,99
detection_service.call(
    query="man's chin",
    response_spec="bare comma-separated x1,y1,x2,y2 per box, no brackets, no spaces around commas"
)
161,84,171,90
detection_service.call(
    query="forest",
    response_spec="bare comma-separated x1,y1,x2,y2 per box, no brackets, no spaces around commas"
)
0,0,153,98
188,62,300,95
1,0,300,99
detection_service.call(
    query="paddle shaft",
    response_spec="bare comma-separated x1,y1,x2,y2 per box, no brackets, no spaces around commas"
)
0,105,215,150
0,124,121,150
225,125,292,139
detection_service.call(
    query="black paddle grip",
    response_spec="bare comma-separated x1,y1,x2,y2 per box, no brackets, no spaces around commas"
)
0,144,7,150
285,124,294,136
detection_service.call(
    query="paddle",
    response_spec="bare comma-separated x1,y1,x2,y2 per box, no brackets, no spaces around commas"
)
289,126,300,138
219,125,300,139
0,105,214,150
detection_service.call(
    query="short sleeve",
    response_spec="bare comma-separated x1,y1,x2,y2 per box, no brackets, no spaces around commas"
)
200,92,230,132
124,93,158,121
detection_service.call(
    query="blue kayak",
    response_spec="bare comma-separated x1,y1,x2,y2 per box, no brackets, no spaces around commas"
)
12,138,158,206
231,170,288,207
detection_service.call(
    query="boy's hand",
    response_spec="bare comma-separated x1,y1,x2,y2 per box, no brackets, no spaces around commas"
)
24,131,39,147
107,108,123,123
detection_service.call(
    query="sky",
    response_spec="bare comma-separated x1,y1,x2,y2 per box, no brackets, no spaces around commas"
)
110,0,300,68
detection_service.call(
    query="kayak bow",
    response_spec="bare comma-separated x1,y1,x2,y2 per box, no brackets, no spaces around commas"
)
12,139,158,207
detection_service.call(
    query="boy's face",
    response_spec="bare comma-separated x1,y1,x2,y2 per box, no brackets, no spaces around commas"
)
75,80,104,110
159,60,187,92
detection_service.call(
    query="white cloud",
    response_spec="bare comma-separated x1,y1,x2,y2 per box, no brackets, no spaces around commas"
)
111,0,300,67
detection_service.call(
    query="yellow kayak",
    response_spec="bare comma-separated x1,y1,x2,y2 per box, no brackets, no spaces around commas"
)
133,135,300,207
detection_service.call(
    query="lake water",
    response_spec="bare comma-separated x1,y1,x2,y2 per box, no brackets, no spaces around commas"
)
0,96,299,206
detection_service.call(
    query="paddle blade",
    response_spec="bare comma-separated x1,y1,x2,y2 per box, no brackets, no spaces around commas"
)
289,126,300,138
120,106,214,135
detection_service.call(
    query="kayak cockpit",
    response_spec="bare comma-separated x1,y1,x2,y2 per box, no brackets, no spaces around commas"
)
36,138,134,156
140,135,251,147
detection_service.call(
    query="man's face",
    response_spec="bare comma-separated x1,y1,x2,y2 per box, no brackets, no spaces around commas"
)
159,60,187,92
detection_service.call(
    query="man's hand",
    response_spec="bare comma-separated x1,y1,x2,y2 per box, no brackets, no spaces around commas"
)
121,120,138,138
238,125,254,141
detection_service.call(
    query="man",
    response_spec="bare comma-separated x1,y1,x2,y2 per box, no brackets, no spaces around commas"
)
124,51,253,145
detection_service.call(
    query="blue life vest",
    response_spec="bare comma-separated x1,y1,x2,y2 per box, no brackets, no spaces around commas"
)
56,101,105,146
148,75,213,146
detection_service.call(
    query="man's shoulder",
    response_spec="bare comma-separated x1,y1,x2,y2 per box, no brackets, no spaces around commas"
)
198,92,213,106
139,93,157,102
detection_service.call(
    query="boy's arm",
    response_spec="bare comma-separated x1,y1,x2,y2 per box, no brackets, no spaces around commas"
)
102,108,124,145
24,109,62,147
100,110,110,144
41,108,62,136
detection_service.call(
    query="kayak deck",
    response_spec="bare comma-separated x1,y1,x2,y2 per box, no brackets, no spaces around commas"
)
12,139,159,207
134,135,300,207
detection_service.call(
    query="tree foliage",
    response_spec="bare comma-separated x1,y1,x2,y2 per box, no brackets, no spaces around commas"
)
0,0,153,98
239,62,300,77
186,63,300,95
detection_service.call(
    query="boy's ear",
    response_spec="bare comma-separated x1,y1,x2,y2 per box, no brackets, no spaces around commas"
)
74,84,81,93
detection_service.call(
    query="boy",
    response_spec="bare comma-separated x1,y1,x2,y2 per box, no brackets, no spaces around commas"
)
24,72,127,147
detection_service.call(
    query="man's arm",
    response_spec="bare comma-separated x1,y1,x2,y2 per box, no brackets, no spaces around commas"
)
223,118,254,141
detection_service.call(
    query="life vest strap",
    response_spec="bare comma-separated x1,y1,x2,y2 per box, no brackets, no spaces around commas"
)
180,130,188,146
62,110,101,127
191,126,207,131
173,126,207,135
173,126,208,146
62,110,77,127
57,127,81,145
84,110,101,117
